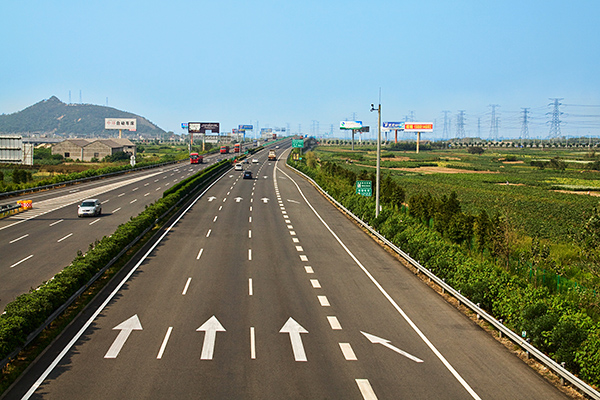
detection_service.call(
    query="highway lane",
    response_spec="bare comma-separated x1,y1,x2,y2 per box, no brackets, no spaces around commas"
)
0,152,227,311
5,143,567,399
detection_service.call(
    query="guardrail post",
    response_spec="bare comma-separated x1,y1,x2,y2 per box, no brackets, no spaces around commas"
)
476,303,480,320
560,363,566,385
441,278,445,294
498,319,503,338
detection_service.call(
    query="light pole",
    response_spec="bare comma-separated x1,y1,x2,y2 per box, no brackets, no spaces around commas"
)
370,102,381,218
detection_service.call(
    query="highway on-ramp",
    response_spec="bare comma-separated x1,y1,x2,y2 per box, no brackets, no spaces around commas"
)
3,147,568,399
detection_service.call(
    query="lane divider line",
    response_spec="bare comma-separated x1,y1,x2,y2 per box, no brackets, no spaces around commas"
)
156,327,173,360
182,278,192,295
327,316,342,330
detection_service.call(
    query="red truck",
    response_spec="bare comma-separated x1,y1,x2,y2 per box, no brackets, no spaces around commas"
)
234,143,241,153
220,146,230,154
190,153,203,164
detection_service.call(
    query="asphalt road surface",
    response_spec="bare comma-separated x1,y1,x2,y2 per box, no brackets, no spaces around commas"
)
0,150,230,311
3,146,568,399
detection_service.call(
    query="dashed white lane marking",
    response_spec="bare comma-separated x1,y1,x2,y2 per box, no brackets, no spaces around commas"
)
10,234,29,243
57,233,73,243
340,343,358,361
249,216,252,223
248,230,252,238
182,277,192,295
304,266,314,274
248,249,252,260
89,218,100,225
112,207,121,213
289,231,296,235
155,187,161,191
318,295,330,306
49,219,64,226
223,198,227,202
130,199,137,204
299,255,308,262
219,206,223,211
118,193,125,197
206,229,212,237
356,379,378,400
144,193,150,197
132,187,139,191
101,199,109,204
310,279,321,288
285,219,291,224
10,254,33,268
249,278,253,296
213,216,218,222
156,327,173,359
287,225,294,229
197,248,204,259
327,316,342,330
295,246,304,252
292,238,299,243
249,206,252,212
250,327,256,359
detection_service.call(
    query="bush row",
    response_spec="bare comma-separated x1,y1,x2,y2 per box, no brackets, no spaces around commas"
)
289,157,600,387
0,160,231,362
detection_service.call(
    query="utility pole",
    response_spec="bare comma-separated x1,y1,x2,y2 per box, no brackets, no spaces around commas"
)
520,108,530,145
548,98,563,140
456,110,466,139
442,111,450,141
489,104,500,141
370,93,381,218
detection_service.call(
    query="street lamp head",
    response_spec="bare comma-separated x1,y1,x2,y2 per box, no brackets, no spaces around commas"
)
370,104,375,112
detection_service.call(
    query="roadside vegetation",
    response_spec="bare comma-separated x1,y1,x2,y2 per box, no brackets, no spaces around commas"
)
0,143,206,194
291,143,600,387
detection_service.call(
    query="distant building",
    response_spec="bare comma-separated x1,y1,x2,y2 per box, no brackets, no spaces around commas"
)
52,138,136,161
0,135,33,165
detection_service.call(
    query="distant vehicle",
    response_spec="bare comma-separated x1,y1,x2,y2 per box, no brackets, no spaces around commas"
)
272,133,277,140
275,145,279,149
243,170,253,179
78,199,101,217
268,149,277,161
252,158,259,164
234,163,243,171
190,153,203,164
234,143,241,153
220,146,230,154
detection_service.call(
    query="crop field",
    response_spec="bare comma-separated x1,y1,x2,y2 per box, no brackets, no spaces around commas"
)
316,145,600,245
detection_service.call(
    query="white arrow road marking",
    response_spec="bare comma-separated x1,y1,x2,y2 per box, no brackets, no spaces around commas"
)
279,317,308,362
208,196,217,202
261,197,269,203
234,197,243,202
104,315,143,358
197,316,226,360
360,331,423,363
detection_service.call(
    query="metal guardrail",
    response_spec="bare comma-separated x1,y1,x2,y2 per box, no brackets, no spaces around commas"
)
287,162,600,400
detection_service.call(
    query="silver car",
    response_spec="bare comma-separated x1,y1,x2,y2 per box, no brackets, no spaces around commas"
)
78,199,102,217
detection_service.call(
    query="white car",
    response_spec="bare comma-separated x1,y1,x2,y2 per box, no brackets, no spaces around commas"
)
78,199,102,217
234,163,243,171
252,158,259,164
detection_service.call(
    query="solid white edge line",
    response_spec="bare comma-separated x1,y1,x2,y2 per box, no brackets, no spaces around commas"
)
250,327,256,359
278,163,482,400
21,166,229,399
157,327,173,359
356,379,378,400
10,254,34,269
182,277,192,295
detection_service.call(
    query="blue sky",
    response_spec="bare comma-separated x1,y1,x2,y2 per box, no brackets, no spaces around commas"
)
1,0,599,140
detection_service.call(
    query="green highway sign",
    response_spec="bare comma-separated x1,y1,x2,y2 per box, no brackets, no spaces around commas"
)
292,139,304,148
356,180,372,197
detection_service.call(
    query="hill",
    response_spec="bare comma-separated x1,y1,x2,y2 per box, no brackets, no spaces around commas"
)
0,96,165,138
